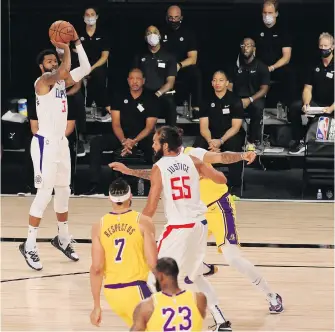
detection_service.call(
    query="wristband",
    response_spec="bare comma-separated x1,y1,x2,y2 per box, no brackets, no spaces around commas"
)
249,97,254,103
178,62,183,68
220,138,224,145
156,90,162,97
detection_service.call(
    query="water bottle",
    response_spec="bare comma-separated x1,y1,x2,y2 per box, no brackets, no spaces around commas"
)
92,101,97,120
137,178,145,196
276,101,283,119
183,101,189,118
18,99,28,117
317,189,323,200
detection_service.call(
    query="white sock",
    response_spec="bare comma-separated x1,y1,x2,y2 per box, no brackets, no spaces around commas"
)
193,275,226,324
58,221,70,244
222,242,274,299
26,225,38,251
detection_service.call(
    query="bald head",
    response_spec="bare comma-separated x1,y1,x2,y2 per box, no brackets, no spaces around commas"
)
167,5,182,18
167,5,183,29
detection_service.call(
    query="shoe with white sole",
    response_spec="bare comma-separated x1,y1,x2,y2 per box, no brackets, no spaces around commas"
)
19,242,43,271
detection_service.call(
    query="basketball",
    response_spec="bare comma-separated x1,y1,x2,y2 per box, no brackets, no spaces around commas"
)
49,20,74,43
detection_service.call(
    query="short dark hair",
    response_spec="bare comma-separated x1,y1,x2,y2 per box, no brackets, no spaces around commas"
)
36,49,59,66
128,68,145,78
156,126,183,152
156,257,179,279
213,70,229,80
109,178,130,205
83,6,99,15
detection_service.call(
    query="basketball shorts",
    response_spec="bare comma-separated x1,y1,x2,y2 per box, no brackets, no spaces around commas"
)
31,134,71,189
104,280,152,327
206,192,240,252
157,220,207,281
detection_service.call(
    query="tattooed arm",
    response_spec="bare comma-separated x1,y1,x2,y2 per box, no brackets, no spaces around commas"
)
109,162,152,180
203,151,256,165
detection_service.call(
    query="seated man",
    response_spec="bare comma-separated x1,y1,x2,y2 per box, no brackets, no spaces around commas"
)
84,68,158,195
252,0,295,106
230,38,270,151
289,32,334,154
161,5,202,113
194,70,245,195
134,25,177,126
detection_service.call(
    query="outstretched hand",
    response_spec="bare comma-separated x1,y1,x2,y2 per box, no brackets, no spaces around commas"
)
242,151,256,164
109,162,130,175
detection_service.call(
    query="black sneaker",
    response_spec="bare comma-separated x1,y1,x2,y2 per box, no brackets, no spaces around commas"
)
80,185,104,197
77,140,86,157
19,242,43,270
17,185,32,197
210,321,232,331
289,141,306,155
51,236,79,261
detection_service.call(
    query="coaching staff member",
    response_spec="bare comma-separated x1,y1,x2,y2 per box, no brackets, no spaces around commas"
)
134,25,177,126
84,68,158,196
194,70,245,193
230,37,270,151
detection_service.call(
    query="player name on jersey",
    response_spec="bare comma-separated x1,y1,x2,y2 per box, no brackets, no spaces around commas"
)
167,162,190,175
103,223,136,238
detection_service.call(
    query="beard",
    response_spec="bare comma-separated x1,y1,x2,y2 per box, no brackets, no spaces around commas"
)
43,65,57,73
152,147,164,163
155,279,161,292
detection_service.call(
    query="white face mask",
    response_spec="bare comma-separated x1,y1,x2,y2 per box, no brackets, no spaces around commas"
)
263,14,275,25
84,17,97,26
56,47,64,55
147,34,160,47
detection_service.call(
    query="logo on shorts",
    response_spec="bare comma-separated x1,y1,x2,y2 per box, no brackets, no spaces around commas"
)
35,175,42,185
229,234,235,241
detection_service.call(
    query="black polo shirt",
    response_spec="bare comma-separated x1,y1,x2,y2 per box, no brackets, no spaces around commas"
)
110,89,159,137
252,21,292,66
79,26,110,65
134,48,177,91
161,25,197,63
305,57,334,106
232,58,270,98
199,90,244,138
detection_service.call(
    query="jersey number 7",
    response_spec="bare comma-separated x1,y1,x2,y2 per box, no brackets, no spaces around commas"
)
170,176,191,200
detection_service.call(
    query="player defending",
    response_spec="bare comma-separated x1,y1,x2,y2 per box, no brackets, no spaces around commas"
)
19,26,91,270
110,144,283,315
90,178,157,328
130,257,207,331
138,126,232,331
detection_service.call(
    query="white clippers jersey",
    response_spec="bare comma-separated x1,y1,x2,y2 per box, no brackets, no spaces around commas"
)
34,76,68,138
155,152,207,225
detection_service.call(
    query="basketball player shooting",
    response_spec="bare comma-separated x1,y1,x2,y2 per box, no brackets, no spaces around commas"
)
19,22,91,271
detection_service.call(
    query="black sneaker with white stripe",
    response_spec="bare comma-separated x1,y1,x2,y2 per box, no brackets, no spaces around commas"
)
19,242,43,271
211,321,232,331
51,236,79,261
289,142,306,155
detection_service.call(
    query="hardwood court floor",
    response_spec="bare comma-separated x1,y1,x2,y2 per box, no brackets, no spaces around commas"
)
1,197,334,331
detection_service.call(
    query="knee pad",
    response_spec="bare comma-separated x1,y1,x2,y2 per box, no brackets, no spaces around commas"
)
54,186,71,213
29,188,53,218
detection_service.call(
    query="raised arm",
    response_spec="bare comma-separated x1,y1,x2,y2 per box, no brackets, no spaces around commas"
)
142,165,162,218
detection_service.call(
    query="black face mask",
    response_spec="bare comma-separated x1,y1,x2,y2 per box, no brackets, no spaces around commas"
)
167,20,182,30
320,48,332,58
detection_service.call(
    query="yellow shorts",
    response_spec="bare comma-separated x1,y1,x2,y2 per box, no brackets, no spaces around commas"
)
103,280,152,327
206,192,240,252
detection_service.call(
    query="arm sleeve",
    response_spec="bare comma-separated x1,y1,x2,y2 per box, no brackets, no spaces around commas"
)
259,62,271,85
69,44,91,82
231,97,244,119
186,30,197,52
166,54,177,77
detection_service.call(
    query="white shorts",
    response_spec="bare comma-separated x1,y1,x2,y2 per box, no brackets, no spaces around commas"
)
31,134,71,189
157,220,207,281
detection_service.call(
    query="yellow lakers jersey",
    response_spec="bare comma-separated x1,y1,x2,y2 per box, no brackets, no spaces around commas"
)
147,290,203,332
100,210,149,285
184,147,228,205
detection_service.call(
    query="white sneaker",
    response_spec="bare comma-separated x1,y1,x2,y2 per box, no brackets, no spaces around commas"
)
19,242,43,271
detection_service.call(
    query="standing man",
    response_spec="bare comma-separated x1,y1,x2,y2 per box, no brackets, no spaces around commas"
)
135,26,177,126
139,126,233,331
289,32,334,154
80,6,110,111
19,28,91,271
230,38,270,151
252,0,295,106
83,68,158,196
162,5,202,114
194,70,245,194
